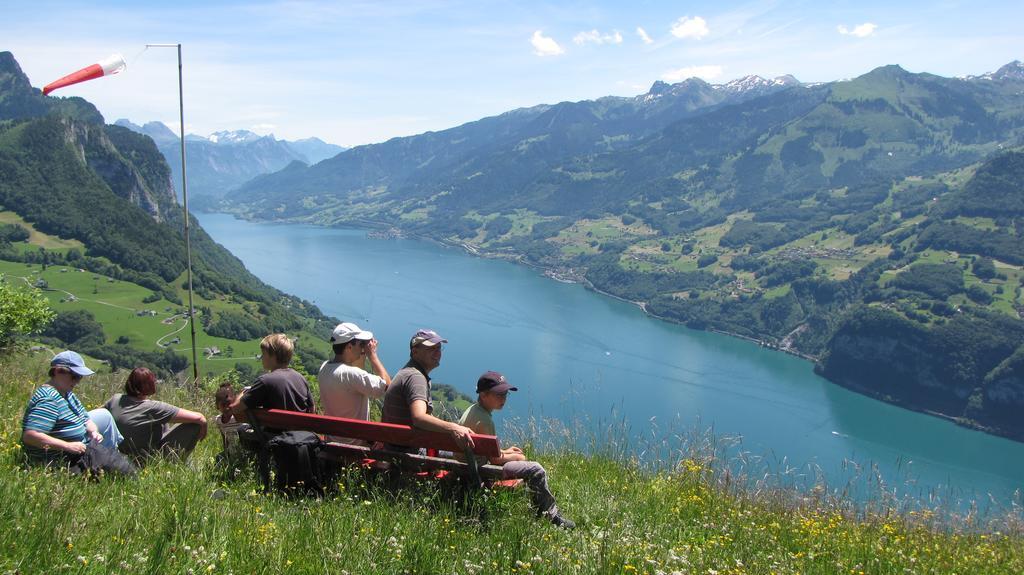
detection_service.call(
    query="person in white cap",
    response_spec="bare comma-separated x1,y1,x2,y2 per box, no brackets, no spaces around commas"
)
317,322,391,444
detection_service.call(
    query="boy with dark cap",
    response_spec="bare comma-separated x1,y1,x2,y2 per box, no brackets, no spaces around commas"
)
459,371,575,529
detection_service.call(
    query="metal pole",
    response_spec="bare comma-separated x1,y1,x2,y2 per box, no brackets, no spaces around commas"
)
148,43,200,385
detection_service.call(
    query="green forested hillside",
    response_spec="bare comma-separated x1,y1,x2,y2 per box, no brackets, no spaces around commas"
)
223,60,1024,439
0,51,335,376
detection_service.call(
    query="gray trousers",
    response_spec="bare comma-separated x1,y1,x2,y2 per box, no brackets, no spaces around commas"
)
158,423,202,459
502,460,559,517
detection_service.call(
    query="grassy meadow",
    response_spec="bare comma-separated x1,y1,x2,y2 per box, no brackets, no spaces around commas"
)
1,351,1022,574
0,259,262,376
0,211,342,378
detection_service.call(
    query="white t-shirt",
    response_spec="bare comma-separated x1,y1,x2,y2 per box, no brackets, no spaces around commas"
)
216,417,244,452
317,361,387,443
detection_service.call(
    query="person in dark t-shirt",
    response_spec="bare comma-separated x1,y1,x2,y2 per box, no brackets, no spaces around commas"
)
230,333,314,421
105,367,207,462
380,329,475,451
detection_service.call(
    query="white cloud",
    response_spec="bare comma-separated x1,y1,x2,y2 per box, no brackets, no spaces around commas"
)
661,65,723,82
530,30,565,56
251,123,277,133
671,16,710,39
573,29,623,46
837,22,877,38
636,26,653,45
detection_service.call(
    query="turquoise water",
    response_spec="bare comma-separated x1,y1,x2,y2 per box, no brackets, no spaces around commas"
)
199,213,1024,509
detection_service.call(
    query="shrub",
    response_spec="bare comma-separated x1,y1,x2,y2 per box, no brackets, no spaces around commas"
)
966,284,994,305
41,309,105,348
892,263,964,299
973,257,997,280
0,279,54,349
697,254,718,268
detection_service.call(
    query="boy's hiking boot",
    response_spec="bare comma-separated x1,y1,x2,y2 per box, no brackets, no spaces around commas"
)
550,513,576,529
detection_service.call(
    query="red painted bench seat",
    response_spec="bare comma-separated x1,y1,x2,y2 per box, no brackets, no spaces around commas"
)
247,409,521,487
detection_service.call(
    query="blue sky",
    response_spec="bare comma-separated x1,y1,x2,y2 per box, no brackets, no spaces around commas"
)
4,1,1021,147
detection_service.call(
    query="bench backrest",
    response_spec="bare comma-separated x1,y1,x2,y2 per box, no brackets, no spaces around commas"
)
250,409,501,458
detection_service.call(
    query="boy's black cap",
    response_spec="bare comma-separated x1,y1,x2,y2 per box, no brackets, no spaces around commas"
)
476,371,518,394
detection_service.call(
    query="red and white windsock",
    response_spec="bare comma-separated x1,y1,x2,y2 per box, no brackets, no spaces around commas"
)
42,54,127,96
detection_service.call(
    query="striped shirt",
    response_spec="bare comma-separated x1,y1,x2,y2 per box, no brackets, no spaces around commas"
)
21,385,89,462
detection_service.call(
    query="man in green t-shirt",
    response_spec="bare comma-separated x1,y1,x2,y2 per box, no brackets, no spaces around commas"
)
459,371,575,529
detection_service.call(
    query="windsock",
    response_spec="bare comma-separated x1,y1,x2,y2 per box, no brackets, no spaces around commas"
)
42,54,127,96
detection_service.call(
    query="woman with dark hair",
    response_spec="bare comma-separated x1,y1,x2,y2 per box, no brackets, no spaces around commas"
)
104,367,208,461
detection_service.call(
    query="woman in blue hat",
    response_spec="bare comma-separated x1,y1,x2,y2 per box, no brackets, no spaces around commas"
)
20,351,135,475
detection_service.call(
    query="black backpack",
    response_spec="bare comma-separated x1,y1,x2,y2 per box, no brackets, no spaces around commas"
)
265,431,328,495
67,442,138,478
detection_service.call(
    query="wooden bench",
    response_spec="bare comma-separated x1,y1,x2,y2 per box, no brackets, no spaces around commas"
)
247,409,521,489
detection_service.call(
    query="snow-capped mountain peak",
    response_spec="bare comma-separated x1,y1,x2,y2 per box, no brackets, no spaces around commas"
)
715,74,801,92
208,130,264,144
962,60,1024,82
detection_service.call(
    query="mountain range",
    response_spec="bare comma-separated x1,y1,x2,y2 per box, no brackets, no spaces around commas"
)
217,59,1024,440
223,61,1024,226
222,69,819,221
114,119,344,206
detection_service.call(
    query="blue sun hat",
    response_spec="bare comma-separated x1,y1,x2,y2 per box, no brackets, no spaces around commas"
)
50,350,95,377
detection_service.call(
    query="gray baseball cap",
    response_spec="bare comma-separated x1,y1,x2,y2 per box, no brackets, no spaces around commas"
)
410,329,447,348
51,350,95,376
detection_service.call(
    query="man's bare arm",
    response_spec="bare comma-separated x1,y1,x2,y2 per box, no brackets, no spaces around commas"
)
409,400,475,449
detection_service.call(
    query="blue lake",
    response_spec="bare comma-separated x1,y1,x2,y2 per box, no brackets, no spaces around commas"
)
199,212,1024,510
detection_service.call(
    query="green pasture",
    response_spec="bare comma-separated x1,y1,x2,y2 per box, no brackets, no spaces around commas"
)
0,210,84,250
503,209,554,237
668,258,699,273
558,241,599,257
460,210,486,224
618,252,654,273
916,250,963,265
756,225,884,281
670,168,699,181
875,251,1024,320
688,216,740,253
954,216,999,231
764,284,792,299
0,259,263,376
398,207,432,222
936,164,980,189
513,133,550,152
551,217,651,257
552,166,619,181
686,191,725,211
623,238,694,273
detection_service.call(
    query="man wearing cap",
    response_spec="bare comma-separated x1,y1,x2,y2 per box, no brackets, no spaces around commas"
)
21,350,135,475
459,371,575,529
317,322,391,443
380,329,475,450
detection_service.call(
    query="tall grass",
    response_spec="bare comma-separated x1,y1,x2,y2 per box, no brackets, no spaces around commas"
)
1,350,1022,574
